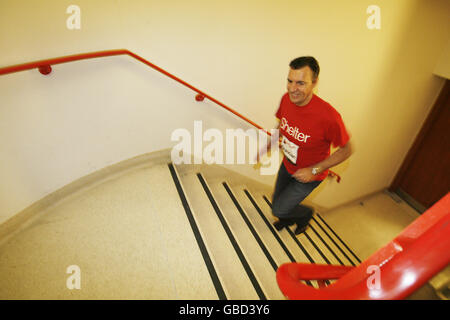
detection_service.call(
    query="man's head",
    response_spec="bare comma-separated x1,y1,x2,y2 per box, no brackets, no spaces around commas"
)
287,56,319,106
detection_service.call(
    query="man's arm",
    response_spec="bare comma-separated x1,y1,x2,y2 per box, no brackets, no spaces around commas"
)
293,141,353,183
255,121,280,162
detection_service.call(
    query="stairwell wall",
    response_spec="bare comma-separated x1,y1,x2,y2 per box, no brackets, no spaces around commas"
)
0,0,449,225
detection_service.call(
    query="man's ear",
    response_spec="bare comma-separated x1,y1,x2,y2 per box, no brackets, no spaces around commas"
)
312,77,319,92
312,76,319,86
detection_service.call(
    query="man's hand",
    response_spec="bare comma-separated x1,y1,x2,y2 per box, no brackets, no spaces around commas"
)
292,141,353,182
292,167,316,183
254,127,281,163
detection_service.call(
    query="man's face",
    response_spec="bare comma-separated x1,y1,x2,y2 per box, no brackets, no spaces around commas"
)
287,67,317,106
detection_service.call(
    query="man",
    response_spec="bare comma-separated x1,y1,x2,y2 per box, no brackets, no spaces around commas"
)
270,56,353,234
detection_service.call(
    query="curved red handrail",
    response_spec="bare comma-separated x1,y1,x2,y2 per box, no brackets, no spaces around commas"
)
277,192,450,300
0,49,268,133
0,49,342,181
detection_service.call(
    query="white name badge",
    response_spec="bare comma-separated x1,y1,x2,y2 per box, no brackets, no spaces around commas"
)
281,135,299,164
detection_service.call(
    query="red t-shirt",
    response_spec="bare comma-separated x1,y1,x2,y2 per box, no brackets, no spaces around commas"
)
275,93,350,181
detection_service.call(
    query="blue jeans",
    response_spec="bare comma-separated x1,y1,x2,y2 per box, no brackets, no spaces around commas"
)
272,162,322,224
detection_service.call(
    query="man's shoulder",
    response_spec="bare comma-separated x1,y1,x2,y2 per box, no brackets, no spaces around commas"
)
313,94,333,108
313,94,341,118
280,92,290,103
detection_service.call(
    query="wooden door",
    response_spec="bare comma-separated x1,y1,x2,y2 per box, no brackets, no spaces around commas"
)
390,79,450,212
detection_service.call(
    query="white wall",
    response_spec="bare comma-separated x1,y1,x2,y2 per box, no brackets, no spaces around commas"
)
1,0,449,224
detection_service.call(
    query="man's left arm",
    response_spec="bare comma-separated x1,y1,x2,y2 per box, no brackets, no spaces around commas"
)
293,141,353,182
313,140,353,175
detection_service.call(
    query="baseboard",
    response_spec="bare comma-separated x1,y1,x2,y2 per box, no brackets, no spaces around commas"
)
0,149,172,247
393,188,427,214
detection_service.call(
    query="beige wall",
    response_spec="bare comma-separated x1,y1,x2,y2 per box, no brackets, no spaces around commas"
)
1,0,449,224
434,39,450,79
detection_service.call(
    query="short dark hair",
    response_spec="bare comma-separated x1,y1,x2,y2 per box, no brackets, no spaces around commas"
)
289,56,320,81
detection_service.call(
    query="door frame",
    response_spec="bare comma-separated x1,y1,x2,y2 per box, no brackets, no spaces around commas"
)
389,79,449,209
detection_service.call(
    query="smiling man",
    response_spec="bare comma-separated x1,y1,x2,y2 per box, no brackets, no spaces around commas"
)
271,56,353,234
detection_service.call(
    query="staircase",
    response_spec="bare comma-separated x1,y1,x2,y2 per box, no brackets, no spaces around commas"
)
172,163,360,300
0,159,361,299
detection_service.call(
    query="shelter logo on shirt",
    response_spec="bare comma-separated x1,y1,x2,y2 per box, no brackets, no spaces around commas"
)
280,117,311,143
279,117,311,165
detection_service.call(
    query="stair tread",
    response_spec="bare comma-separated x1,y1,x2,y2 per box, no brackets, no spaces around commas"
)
176,170,260,299
147,164,219,299
207,180,286,299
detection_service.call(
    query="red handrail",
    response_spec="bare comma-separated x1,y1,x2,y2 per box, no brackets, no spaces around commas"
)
277,192,450,299
0,49,342,181
0,49,268,133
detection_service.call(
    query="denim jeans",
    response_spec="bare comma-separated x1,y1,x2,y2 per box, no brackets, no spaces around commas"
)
272,162,322,224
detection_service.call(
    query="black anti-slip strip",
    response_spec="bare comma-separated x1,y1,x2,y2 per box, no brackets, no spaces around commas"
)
303,231,331,265
260,196,331,286
222,183,278,271
167,164,226,300
263,196,330,285
311,216,356,266
244,190,296,263
263,195,366,284
196,173,266,300
308,223,345,265
315,213,362,264
262,195,315,264
259,195,315,287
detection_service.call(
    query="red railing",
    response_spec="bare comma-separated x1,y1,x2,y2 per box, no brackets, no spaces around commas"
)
0,49,341,181
276,192,450,299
